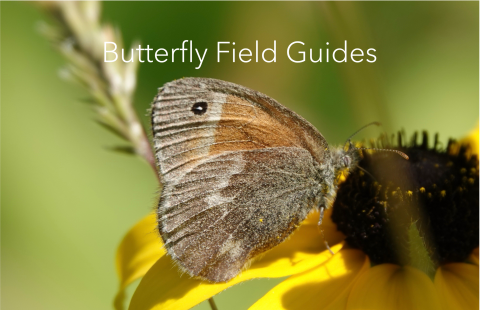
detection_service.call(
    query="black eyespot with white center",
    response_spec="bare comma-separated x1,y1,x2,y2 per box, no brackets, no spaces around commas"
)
191,102,208,115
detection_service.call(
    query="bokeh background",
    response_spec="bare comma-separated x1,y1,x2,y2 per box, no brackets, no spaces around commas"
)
2,2,478,310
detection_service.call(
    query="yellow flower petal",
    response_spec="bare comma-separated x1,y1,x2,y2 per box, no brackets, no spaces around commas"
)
469,248,479,266
346,265,441,310
249,249,369,310
114,213,165,310
128,210,344,310
435,263,479,310
461,123,479,155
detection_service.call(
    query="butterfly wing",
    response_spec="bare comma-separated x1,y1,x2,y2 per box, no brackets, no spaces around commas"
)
152,78,330,282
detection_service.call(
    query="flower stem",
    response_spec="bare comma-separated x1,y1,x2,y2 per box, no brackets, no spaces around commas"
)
208,297,219,310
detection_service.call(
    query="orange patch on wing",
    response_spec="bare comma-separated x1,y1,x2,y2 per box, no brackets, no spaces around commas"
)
210,95,301,155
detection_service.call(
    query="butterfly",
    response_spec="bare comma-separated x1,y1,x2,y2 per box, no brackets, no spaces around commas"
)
151,78,359,282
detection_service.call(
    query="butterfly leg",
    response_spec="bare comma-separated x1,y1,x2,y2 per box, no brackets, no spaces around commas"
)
318,205,335,255
318,206,325,226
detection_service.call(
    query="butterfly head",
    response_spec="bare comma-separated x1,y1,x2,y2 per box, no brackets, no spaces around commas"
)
347,139,360,162
332,122,380,174
341,142,356,168
329,140,360,180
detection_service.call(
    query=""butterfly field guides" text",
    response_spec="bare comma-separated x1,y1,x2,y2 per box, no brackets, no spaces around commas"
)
104,40,377,69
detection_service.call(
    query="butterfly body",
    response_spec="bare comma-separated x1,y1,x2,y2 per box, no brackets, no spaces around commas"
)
151,78,357,282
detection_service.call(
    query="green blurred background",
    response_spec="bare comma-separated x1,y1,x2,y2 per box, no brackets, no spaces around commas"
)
2,2,478,309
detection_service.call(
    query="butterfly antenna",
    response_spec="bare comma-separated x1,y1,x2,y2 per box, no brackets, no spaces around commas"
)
344,122,409,161
355,147,409,160
345,121,381,146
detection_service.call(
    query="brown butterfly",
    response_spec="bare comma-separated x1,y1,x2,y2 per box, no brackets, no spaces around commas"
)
151,78,359,282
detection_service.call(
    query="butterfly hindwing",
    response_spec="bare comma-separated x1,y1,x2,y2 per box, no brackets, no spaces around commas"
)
159,147,322,282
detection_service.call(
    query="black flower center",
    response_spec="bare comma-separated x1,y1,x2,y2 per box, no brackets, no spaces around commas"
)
332,132,479,267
